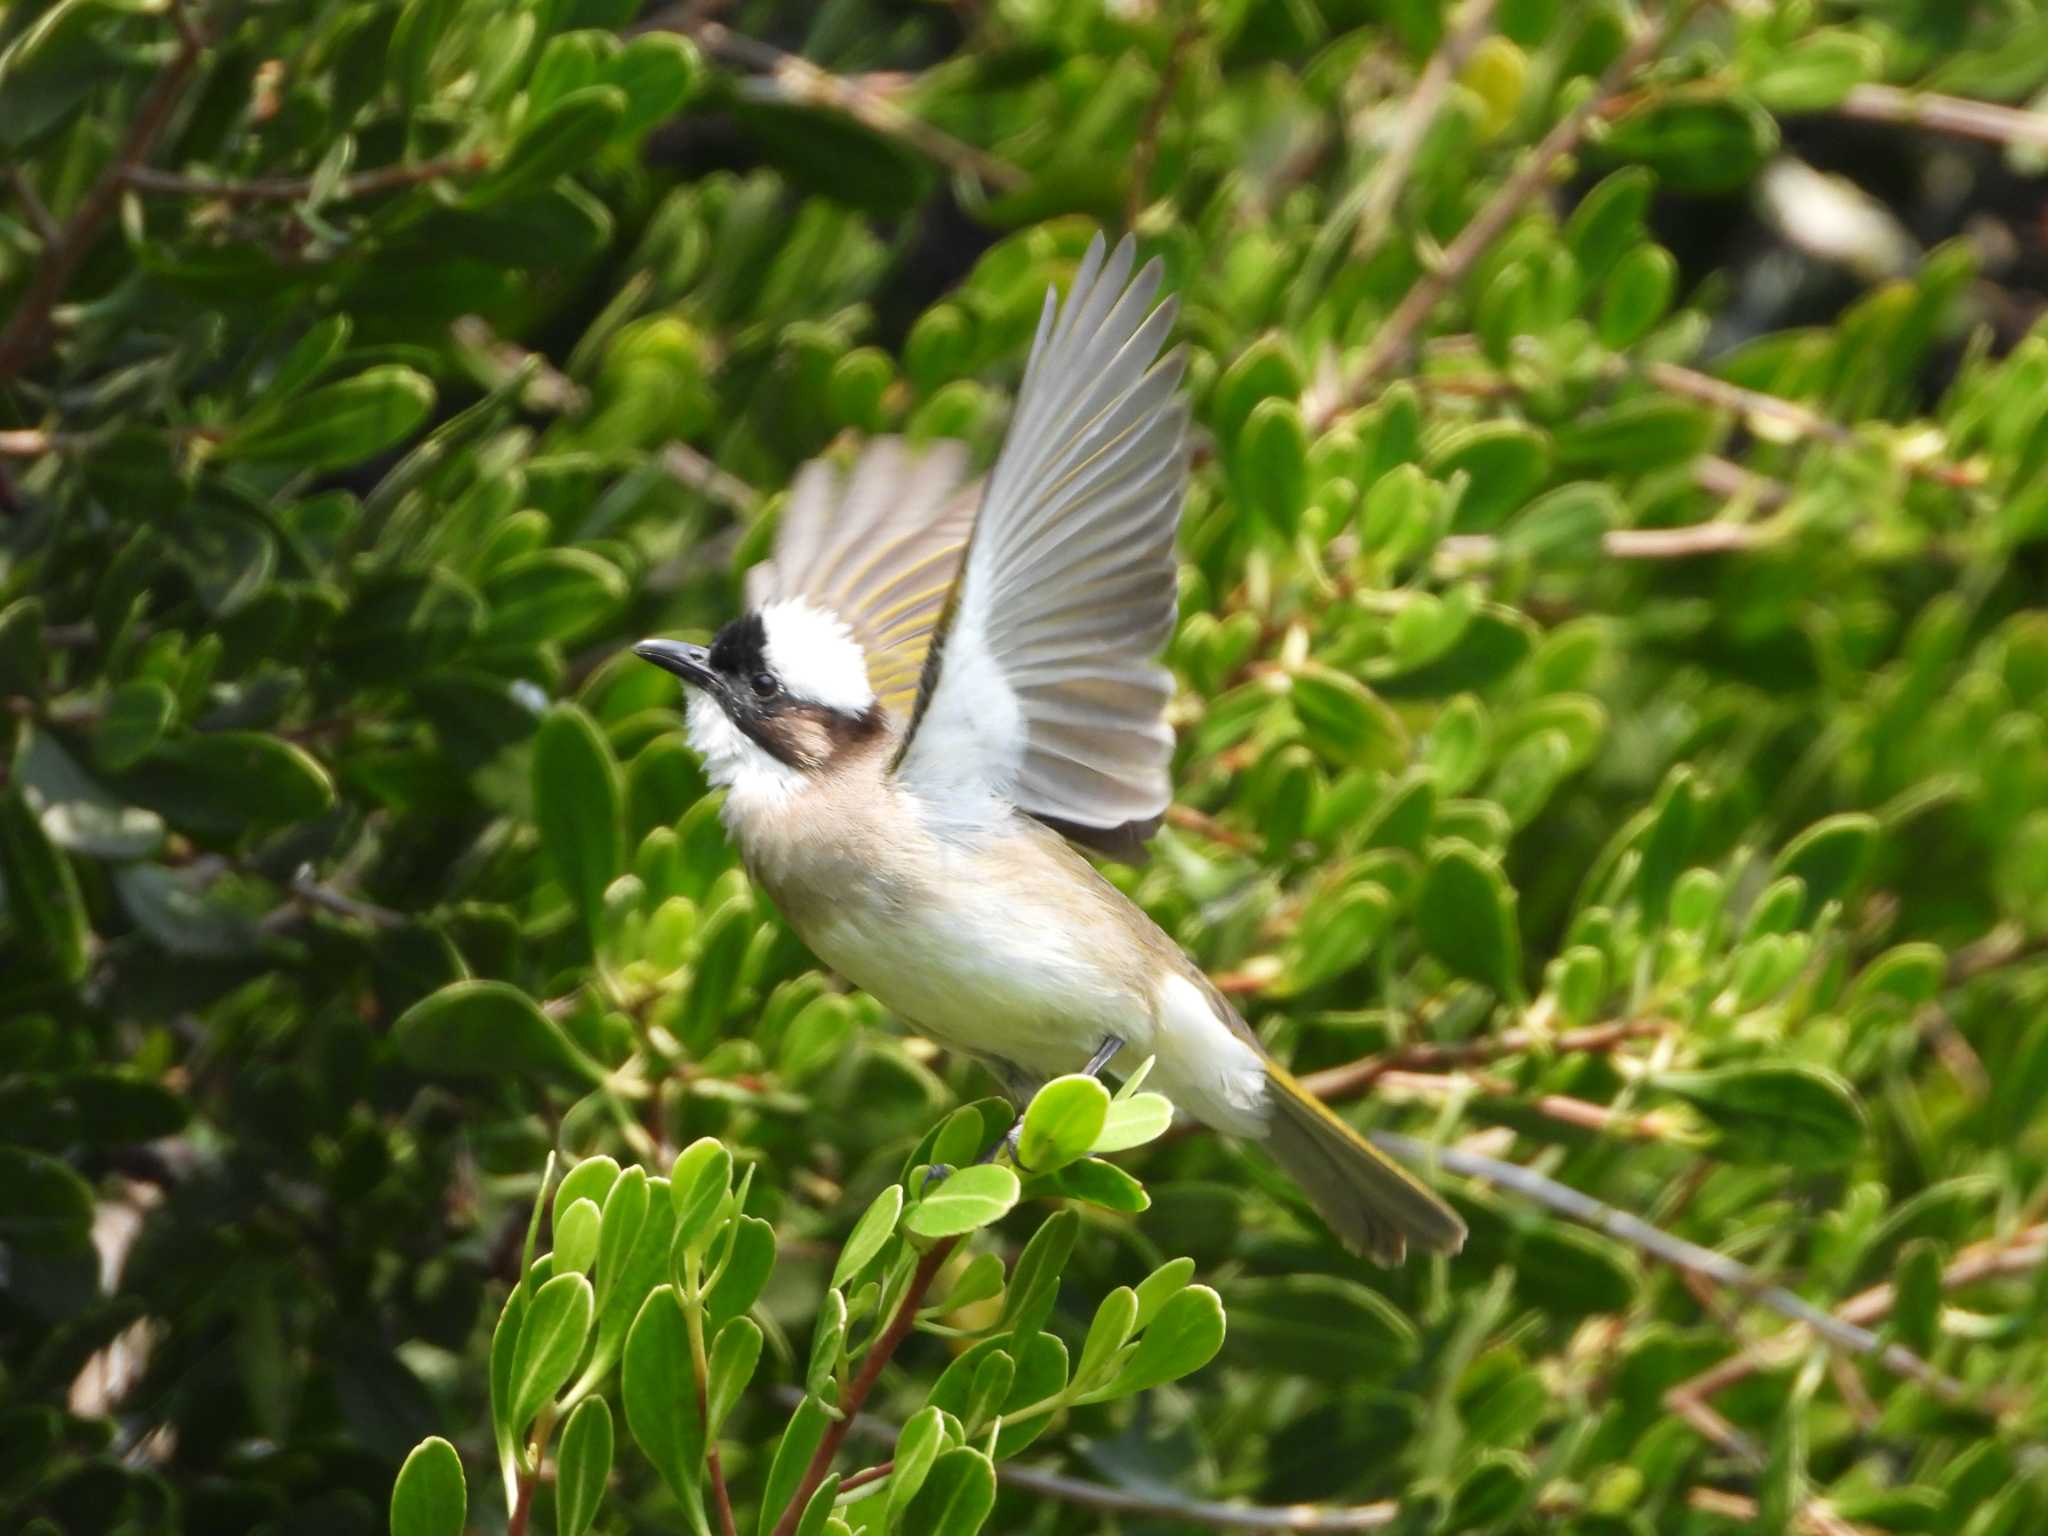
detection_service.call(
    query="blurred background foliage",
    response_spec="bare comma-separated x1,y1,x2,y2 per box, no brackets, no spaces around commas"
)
7,0,2048,1532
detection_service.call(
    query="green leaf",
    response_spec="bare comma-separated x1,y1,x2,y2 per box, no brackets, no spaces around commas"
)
1291,666,1408,769
830,1183,904,1290
390,1436,465,1536
0,1145,93,1250
123,731,335,836
556,1398,613,1536
886,1407,948,1532
623,1287,705,1509
508,1272,593,1434
1375,606,1535,696
1553,397,1717,473
1073,1286,1139,1393
1658,1063,1866,1168
1430,421,1551,532
707,1315,762,1432
592,1174,678,1379
555,1155,622,1236
95,679,175,771
1225,1275,1417,1379
222,367,435,470
1417,839,1523,999
1501,482,1618,564
1240,397,1310,534
393,980,606,1088
1512,1225,1641,1318
472,86,627,206
608,32,701,137
1105,1284,1226,1397
1749,29,1880,112
1093,1091,1175,1153
1023,1157,1150,1212
1601,91,1779,194
1566,167,1655,286
1597,243,1677,350
1018,1074,1111,1172
1285,881,1392,992
669,1136,734,1254
0,790,87,983
899,1447,997,1536
554,1197,602,1276
484,550,627,644
997,1209,1078,1354
1892,1238,1943,1357
534,703,625,947
1773,813,1879,922
759,1394,833,1536
705,1215,776,1328
905,1163,1019,1238
1132,1257,1195,1328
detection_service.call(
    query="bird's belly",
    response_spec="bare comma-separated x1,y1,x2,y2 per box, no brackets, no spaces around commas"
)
787,876,1155,1082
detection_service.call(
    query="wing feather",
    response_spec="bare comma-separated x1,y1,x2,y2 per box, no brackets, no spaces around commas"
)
892,233,1187,858
747,439,976,719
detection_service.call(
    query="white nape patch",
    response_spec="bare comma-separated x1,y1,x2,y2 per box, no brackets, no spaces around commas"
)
686,690,804,818
1149,973,1269,1137
759,599,874,713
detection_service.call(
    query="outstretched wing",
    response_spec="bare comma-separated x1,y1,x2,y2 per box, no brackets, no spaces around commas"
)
893,234,1188,861
746,439,977,720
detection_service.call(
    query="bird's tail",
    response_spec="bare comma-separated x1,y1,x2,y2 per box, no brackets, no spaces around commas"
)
1259,1060,1467,1266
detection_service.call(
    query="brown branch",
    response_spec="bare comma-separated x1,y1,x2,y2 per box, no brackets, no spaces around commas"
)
122,150,490,205
1299,1018,1669,1102
1373,1132,1997,1419
6,166,62,247
1350,0,1502,255
1687,1488,1876,1536
1644,361,1983,490
0,14,210,385
1837,83,2048,152
818,1396,1400,1530
678,20,1026,191
660,443,761,515
1306,3,1693,428
766,1239,960,1536
1125,18,1197,227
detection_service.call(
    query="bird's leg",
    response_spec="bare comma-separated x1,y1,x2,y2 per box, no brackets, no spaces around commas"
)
1082,1035,1124,1080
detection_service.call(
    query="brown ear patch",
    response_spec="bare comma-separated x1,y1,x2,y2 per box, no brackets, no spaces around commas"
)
743,701,889,772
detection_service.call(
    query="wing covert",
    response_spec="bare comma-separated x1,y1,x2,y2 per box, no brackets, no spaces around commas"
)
893,233,1188,859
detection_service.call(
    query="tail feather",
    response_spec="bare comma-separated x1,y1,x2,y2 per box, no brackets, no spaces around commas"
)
1260,1061,1467,1266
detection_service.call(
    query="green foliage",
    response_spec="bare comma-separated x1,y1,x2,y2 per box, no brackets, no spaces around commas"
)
8,1,2048,1534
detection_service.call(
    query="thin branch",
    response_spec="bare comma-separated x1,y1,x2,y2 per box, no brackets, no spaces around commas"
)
1687,1488,1876,1536
6,166,62,247
1376,1070,1687,1141
1370,1131,1996,1415
766,1239,960,1536
660,443,761,516
1837,83,2048,152
677,20,1027,191
1644,360,1983,490
0,14,210,384
822,1397,1400,1531
1125,17,1198,227
1307,3,1693,428
122,150,490,205
1299,1018,1669,1102
287,871,404,930
1350,0,1502,255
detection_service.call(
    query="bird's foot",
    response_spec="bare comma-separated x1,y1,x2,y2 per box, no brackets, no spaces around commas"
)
1082,1035,1124,1080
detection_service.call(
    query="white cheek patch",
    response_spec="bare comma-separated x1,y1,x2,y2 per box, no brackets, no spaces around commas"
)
758,599,874,713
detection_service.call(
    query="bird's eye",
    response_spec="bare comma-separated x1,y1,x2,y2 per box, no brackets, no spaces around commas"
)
750,672,779,698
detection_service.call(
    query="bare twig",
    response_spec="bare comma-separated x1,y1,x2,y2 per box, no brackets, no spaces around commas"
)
1306,4,1693,427
678,20,1027,191
820,1396,1400,1530
6,166,62,247
660,443,761,515
1300,1018,1669,1102
1644,361,1982,490
766,1240,960,1536
1350,0,1501,254
1125,18,1198,227
0,14,210,384
287,874,404,930
1838,83,2048,152
1371,1131,1995,1415
122,150,490,204
1687,1487,1876,1536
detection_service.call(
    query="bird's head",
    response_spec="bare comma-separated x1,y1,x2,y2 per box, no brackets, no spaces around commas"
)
635,599,886,796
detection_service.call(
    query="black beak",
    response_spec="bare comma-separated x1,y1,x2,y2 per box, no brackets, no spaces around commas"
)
633,638,716,690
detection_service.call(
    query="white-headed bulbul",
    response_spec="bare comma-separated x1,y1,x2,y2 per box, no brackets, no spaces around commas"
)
635,233,1466,1264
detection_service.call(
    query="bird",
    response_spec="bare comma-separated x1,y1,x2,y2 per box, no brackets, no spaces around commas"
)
634,233,1466,1265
